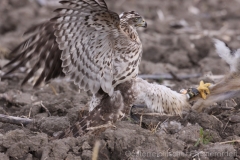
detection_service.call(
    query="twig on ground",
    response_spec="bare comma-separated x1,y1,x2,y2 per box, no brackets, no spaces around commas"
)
220,140,240,144
0,113,33,126
222,119,229,133
49,84,58,95
134,113,165,116
151,121,161,134
231,99,237,106
92,140,101,160
192,151,204,159
40,101,51,116
87,122,115,131
151,118,169,133
138,73,201,80
140,115,143,127
211,115,223,126
28,106,33,118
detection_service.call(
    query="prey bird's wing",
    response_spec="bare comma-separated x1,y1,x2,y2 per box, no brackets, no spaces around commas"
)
213,38,240,72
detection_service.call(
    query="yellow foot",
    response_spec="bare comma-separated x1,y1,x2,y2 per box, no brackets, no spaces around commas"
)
197,80,211,99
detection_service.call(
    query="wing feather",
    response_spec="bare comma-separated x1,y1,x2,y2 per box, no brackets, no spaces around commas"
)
212,38,240,73
2,0,140,96
51,0,120,95
2,22,64,86
95,0,108,9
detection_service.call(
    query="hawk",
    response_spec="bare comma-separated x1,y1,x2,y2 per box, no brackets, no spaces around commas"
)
2,0,147,111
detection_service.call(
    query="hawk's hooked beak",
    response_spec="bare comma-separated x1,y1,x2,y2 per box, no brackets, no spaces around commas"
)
138,19,147,28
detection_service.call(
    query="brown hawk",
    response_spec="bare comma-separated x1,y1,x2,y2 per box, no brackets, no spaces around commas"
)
2,0,147,110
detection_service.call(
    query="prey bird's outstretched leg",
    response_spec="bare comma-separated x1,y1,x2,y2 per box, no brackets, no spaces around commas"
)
58,81,135,138
180,80,211,100
59,78,194,138
132,77,191,116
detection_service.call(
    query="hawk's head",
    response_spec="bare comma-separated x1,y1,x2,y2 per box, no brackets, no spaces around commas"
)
119,11,147,28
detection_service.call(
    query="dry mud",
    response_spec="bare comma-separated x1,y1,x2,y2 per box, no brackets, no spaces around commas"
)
0,0,240,160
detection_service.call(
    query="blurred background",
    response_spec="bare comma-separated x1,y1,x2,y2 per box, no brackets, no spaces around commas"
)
0,0,240,88
0,1,240,159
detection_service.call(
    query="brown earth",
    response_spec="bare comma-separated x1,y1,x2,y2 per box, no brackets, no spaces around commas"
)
0,0,240,160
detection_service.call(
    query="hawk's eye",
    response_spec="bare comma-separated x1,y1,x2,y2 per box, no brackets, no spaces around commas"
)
134,18,139,22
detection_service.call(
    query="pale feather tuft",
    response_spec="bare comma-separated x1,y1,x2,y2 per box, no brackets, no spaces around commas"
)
213,38,238,72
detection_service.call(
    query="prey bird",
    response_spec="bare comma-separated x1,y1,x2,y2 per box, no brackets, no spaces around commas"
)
192,39,240,111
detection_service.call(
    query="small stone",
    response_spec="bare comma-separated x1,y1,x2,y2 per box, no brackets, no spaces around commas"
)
82,141,92,150
72,146,81,154
81,150,92,160
25,153,33,160
177,125,201,144
233,123,240,136
0,153,9,160
203,143,236,159
65,153,82,160
37,117,70,135
168,50,191,68
229,115,240,123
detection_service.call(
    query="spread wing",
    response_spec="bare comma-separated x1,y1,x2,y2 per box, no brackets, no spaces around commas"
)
2,0,129,96
51,0,121,95
213,38,240,72
2,22,64,87
95,0,108,8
